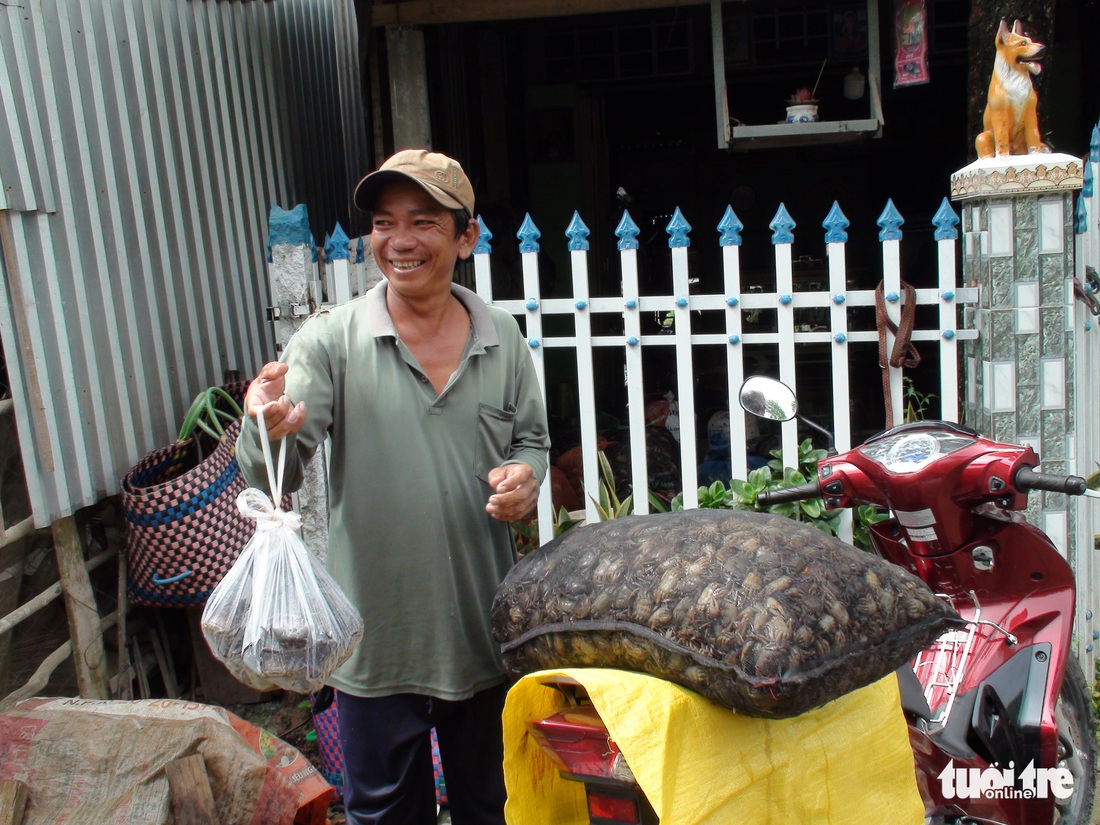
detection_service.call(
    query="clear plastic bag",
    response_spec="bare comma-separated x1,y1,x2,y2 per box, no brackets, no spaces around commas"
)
201,412,364,693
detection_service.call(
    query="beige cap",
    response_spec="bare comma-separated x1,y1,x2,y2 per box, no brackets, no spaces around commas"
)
353,149,475,215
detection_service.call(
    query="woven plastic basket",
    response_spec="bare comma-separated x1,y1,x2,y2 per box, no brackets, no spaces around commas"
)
123,382,271,608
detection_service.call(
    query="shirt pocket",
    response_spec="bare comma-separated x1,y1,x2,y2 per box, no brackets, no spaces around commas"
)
474,402,517,483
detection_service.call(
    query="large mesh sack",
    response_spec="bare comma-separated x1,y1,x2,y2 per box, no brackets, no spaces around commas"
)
492,509,962,718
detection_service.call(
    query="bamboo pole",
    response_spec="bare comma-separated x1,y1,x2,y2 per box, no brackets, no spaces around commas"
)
50,516,108,700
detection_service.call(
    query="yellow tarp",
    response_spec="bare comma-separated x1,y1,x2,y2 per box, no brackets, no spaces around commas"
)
503,668,925,824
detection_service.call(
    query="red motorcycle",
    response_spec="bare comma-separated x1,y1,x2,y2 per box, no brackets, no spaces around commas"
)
527,376,1097,825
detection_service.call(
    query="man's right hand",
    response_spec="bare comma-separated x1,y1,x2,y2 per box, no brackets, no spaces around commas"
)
244,361,306,440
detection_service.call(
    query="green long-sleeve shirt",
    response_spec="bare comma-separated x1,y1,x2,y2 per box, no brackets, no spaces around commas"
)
236,281,549,700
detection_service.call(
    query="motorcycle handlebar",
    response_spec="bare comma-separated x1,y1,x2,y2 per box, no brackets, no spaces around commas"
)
1014,466,1088,496
757,480,824,507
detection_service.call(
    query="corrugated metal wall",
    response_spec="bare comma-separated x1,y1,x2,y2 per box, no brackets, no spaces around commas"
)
0,0,370,528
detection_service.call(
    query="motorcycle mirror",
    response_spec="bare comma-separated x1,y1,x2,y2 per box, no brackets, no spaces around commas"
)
739,376,797,422
740,376,838,455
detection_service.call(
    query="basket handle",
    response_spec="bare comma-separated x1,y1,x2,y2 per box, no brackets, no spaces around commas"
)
152,570,193,586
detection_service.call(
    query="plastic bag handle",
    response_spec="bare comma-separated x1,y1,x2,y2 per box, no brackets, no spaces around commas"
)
255,408,287,506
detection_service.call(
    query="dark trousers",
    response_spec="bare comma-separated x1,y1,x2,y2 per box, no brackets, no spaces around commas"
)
336,684,509,825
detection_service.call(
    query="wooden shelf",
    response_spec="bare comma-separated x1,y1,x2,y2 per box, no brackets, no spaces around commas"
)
728,118,881,150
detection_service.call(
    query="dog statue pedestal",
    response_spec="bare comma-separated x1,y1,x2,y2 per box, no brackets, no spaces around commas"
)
950,153,1084,201
949,149,1085,554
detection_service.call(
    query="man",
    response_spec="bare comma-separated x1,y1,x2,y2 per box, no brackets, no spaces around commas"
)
238,149,550,825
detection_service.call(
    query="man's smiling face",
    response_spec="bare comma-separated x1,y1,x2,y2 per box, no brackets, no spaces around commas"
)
369,180,478,301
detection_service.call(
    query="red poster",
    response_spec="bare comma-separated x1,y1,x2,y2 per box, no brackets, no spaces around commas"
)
894,0,929,87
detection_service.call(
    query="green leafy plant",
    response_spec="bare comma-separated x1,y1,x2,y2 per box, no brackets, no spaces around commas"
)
671,437,889,551
903,377,936,423
587,450,678,520
853,503,892,551
591,450,633,521
1093,659,1100,739
511,505,584,556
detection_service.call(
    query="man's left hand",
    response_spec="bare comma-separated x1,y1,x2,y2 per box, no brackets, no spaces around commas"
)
485,464,538,522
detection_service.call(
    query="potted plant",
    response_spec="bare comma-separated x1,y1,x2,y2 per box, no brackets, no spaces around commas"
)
786,87,819,123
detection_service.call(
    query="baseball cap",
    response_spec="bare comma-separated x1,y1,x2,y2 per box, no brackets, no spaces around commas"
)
353,149,475,215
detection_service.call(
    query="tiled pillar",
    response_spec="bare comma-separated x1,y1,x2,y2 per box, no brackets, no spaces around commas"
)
951,153,1085,547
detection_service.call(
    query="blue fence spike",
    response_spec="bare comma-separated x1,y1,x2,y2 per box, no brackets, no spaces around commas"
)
932,198,960,241
1091,124,1100,162
356,236,364,263
566,211,591,251
770,204,796,245
474,215,493,254
823,202,849,244
517,213,541,253
1084,163,1095,198
666,207,692,248
717,206,743,247
1075,196,1089,236
877,199,904,241
324,223,351,261
615,210,640,251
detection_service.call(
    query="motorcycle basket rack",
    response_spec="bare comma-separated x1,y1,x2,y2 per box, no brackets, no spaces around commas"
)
911,591,1018,734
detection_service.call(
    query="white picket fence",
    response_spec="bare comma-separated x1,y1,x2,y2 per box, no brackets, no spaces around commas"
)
317,198,977,546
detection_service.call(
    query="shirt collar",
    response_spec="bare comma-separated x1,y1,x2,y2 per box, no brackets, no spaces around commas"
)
366,280,500,348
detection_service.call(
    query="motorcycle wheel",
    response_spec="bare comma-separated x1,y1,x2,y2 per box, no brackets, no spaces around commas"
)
1054,655,1096,825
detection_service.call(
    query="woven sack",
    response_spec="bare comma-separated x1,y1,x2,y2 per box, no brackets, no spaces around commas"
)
492,509,962,718
123,383,263,608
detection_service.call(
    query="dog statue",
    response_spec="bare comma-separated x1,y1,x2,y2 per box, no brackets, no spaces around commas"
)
975,19,1049,158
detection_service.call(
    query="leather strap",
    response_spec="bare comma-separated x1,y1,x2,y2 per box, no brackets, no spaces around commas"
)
876,281,921,428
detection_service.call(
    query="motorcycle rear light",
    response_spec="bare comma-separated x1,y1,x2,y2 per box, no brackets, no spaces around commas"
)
527,705,635,783
587,789,642,824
